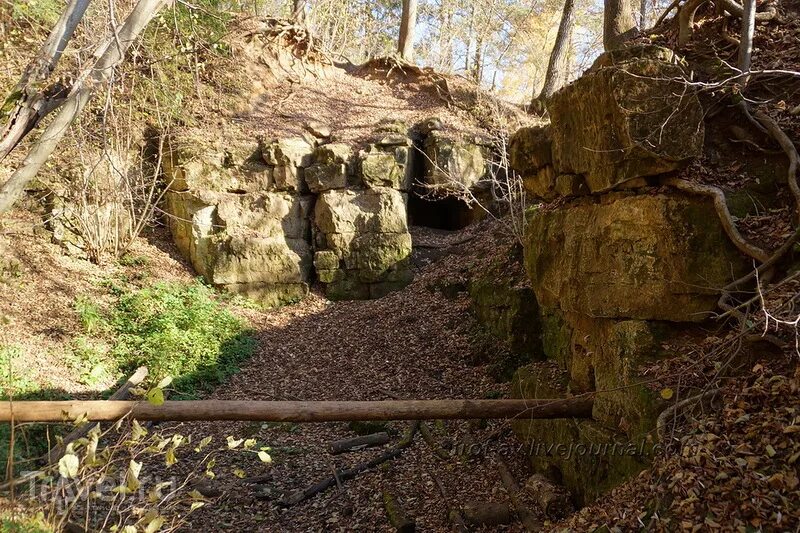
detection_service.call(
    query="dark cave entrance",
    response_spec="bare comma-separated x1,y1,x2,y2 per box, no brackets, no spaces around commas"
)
407,193,477,231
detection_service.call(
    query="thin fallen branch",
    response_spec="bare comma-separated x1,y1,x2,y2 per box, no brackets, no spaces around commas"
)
431,473,468,533
656,388,721,441
278,421,420,507
419,422,450,460
662,177,769,262
43,367,148,464
496,457,541,532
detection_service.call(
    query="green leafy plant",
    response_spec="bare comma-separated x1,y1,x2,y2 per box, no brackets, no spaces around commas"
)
66,336,114,387
74,296,107,335
108,281,255,396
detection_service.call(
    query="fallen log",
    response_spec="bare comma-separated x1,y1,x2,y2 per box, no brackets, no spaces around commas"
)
383,490,416,533
0,398,594,423
329,432,391,454
496,458,542,532
462,501,513,526
278,422,420,507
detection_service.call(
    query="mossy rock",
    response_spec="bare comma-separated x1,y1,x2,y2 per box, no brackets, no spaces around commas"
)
524,192,749,322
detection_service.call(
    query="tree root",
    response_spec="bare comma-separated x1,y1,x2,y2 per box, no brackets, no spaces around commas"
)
656,388,721,442
719,0,778,21
678,0,709,46
662,177,769,262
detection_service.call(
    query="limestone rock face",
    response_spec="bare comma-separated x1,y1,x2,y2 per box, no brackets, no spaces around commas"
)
261,137,315,193
165,190,312,307
547,47,704,192
360,137,412,191
524,192,747,322
305,143,352,193
423,132,489,190
164,146,272,193
314,188,412,299
509,126,552,177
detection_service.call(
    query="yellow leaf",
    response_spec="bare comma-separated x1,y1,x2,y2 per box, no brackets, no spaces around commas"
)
233,468,246,478
144,515,165,533
126,460,143,491
195,436,212,452
660,388,674,400
156,376,173,389
165,448,177,467
243,438,257,449
226,436,243,449
146,388,165,406
58,454,80,479
190,502,205,511
257,451,272,463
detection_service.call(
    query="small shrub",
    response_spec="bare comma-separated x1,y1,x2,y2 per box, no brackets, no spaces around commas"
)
74,296,106,335
109,281,255,396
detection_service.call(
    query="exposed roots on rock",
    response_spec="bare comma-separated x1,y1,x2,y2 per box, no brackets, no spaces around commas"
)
662,177,769,262
719,0,779,21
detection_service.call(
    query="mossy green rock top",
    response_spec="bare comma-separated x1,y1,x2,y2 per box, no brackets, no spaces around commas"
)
524,192,747,321
547,48,703,192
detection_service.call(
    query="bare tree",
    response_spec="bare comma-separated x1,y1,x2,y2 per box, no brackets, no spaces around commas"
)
0,0,167,215
398,0,418,61
0,0,91,161
603,0,637,50
738,0,757,74
531,0,575,114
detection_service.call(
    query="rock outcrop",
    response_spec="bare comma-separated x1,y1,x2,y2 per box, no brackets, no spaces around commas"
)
524,192,747,322
510,45,704,200
500,46,749,504
162,118,494,305
314,187,412,299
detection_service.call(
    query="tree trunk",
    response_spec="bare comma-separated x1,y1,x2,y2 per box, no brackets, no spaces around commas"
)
0,0,91,161
738,0,757,75
0,0,167,214
0,398,595,423
531,0,575,113
640,0,648,28
291,0,306,24
398,0,418,62
603,0,638,50
473,35,484,85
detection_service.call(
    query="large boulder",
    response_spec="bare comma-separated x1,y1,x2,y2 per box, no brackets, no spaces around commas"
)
509,125,552,177
423,131,489,190
164,191,312,307
305,143,352,193
524,192,747,322
360,135,413,190
314,187,412,299
261,137,315,193
547,46,704,192
163,143,272,193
